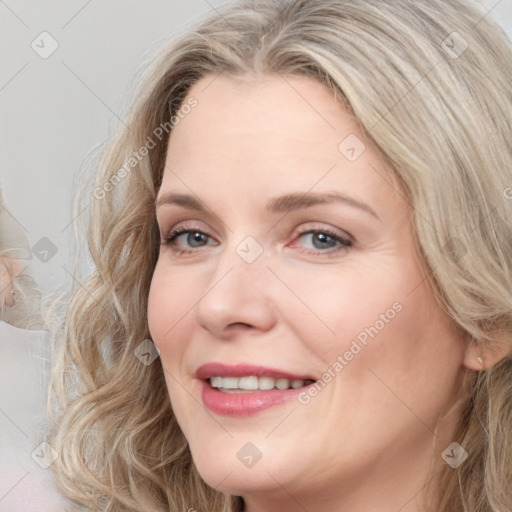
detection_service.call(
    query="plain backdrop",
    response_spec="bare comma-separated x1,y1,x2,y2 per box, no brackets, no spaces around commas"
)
1,0,512,294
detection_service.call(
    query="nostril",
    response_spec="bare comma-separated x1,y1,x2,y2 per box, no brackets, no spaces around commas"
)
228,322,252,329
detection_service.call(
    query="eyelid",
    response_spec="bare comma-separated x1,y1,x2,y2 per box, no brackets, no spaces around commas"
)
161,219,217,240
290,220,354,242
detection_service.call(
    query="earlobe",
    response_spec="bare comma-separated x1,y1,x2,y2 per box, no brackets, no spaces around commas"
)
463,333,511,371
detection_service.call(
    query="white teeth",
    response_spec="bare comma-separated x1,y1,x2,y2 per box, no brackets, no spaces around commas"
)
209,375,309,391
258,376,275,390
238,376,259,390
210,376,223,388
275,378,290,390
222,377,239,389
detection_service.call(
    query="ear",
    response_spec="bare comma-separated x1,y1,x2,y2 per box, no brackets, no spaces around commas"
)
463,331,511,371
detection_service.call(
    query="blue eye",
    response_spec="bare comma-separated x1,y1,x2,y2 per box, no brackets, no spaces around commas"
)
162,227,213,254
293,229,352,253
160,225,352,256
174,231,208,248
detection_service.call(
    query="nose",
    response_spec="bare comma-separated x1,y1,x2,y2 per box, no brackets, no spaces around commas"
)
194,253,277,340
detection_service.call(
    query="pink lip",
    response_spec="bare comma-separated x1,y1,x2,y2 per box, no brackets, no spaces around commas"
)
195,363,317,417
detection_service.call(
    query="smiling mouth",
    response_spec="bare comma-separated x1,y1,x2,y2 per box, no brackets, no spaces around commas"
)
208,375,316,393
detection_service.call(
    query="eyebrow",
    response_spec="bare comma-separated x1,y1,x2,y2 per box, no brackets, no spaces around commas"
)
156,191,379,219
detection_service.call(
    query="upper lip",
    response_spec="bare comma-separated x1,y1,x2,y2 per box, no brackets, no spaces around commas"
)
195,363,316,381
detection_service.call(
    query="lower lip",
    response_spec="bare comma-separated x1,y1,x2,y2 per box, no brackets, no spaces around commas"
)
200,380,313,417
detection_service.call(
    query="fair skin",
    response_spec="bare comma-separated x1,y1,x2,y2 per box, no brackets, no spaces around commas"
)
147,73,488,512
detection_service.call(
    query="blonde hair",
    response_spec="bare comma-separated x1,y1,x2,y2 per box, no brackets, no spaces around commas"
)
49,0,512,510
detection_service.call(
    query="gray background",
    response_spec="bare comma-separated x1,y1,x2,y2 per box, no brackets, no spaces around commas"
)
1,0,512,293
0,1,511,508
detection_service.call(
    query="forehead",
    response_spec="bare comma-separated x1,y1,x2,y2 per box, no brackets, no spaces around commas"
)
160,73,404,222
167,73,352,165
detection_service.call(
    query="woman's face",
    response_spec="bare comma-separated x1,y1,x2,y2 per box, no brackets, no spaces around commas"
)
148,74,470,509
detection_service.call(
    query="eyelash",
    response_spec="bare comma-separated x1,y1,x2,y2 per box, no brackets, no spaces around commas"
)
161,223,353,256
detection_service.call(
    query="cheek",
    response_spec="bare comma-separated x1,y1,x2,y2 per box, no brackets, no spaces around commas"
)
320,267,464,417
287,255,458,386
275,260,409,355
147,264,196,362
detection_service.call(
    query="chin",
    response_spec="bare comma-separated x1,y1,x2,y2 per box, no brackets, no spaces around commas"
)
189,440,296,495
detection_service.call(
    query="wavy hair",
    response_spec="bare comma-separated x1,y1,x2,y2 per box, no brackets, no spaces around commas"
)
49,0,512,510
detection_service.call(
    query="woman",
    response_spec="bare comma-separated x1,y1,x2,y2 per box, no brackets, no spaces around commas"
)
49,0,512,510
